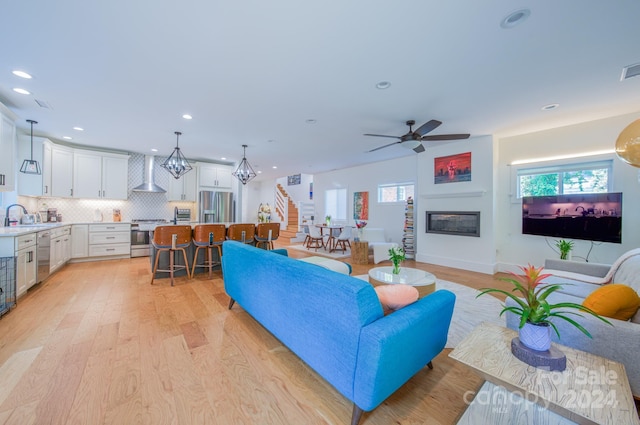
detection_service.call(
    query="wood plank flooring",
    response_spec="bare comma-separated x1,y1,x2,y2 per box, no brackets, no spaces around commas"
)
0,244,635,424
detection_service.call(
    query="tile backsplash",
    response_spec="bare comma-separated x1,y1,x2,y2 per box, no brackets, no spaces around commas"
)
16,153,196,223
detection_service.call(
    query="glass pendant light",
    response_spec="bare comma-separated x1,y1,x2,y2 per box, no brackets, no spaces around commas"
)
161,131,193,179
232,144,257,185
20,119,41,175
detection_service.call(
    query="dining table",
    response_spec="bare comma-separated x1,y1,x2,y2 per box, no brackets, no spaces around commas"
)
315,224,344,251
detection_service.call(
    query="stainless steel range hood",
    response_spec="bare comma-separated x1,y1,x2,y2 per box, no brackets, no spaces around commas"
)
132,155,166,193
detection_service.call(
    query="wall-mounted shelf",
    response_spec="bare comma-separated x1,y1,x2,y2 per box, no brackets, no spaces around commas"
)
421,190,486,199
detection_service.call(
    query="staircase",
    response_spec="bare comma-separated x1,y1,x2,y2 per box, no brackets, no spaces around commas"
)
276,184,302,244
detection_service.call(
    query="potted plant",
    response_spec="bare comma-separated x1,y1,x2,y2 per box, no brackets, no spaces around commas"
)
556,239,574,260
477,264,611,351
388,246,406,275
325,215,331,226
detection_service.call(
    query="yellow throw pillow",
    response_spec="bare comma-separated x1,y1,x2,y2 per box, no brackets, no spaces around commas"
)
582,284,640,321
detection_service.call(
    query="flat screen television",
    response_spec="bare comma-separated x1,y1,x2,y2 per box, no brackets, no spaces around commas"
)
522,192,622,244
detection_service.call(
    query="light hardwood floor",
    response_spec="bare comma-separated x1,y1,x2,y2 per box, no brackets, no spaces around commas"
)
0,244,635,424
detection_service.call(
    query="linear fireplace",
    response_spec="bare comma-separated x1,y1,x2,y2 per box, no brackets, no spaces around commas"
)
426,211,480,237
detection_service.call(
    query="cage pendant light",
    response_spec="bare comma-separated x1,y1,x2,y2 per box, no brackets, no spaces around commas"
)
20,119,41,175
232,144,256,185
161,131,193,179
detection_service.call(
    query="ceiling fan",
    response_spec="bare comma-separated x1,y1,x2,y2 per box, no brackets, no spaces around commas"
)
365,119,470,153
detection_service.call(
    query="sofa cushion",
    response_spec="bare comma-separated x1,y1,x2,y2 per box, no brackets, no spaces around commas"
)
582,283,640,321
374,284,419,313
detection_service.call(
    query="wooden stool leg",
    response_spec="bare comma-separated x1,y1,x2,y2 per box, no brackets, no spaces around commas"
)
181,248,191,279
207,246,212,278
151,248,162,284
191,246,201,278
169,249,175,286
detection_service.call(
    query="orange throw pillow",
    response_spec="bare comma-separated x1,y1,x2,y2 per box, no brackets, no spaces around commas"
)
375,284,419,314
582,284,640,321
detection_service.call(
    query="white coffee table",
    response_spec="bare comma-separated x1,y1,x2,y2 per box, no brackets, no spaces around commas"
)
368,266,436,298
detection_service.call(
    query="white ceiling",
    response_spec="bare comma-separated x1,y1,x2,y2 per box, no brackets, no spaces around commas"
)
1,1,640,182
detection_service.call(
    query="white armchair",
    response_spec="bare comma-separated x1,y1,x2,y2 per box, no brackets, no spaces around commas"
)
360,228,398,264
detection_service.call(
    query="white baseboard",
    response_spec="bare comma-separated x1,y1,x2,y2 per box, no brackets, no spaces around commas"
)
415,253,497,275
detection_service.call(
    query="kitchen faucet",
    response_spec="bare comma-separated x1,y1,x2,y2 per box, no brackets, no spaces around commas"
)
4,204,28,227
575,205,587,216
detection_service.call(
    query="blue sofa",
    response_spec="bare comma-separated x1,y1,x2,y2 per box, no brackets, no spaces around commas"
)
222,241,456,425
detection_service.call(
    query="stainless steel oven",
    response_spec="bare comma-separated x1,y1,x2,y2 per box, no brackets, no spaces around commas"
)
131,219,168,257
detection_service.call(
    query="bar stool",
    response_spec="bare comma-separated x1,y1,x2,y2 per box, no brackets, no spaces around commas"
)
150,225,193,286
255,223,280,250
191,224,226,278
226,223,256,245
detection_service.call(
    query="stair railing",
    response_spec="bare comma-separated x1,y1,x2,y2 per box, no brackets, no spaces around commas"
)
275,186,288,228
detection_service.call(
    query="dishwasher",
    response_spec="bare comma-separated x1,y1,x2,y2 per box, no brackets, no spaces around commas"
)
37,230,51,283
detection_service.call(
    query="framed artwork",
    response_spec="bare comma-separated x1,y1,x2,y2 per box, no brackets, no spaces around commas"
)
434,152,472,184
353,191,369,220
287,173,301,185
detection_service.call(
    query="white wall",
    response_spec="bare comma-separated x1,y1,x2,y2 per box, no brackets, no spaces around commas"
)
313,156,417,244
496,111,640,269
415,136,497,274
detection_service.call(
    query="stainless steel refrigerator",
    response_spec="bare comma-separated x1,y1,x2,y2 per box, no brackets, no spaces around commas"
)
199,191,235,223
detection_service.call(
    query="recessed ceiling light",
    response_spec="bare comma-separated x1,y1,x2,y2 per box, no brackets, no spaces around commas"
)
305,119,317,124
182,114,192,120
376,81,391,89
13,88,30,95
257,170,262,174
272,166,277,169
221,157,226,160
12,70,32,79
63,136,72,140
541,103,559,111
500,9,531,29
73,126,84,131
151,148,158,152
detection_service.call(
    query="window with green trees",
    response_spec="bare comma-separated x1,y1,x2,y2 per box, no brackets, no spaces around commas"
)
517,160,612,198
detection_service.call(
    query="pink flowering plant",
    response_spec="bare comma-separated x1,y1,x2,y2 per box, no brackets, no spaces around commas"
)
477,264,611,338
355,220,367,229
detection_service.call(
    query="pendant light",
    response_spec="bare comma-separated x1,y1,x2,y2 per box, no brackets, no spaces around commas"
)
232,144,256,185
20,119,41,175
161,131,193,179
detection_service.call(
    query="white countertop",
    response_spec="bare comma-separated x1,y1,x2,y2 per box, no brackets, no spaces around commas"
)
0,221,131,237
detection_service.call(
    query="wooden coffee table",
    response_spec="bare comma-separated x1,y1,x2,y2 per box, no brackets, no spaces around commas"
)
368,266,436,298
450,322,640,425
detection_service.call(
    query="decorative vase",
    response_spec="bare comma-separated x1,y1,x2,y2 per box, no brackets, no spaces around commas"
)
519,322,551,351
392,262,401,274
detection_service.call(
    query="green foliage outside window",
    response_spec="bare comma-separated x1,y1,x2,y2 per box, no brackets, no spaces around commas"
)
518,163,610,198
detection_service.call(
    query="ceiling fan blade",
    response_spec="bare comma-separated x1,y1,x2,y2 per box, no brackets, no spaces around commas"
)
414,120,442,136
413,143,426,153
363,133,402,140
368,141,401,152
422,133,471,141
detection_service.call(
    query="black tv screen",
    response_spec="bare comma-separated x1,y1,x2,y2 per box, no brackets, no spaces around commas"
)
522,193,622,244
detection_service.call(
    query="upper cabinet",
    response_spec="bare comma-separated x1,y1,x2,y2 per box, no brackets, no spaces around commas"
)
167,168,197,201
199,163,232,189
0,104,17,192
73,150,129,199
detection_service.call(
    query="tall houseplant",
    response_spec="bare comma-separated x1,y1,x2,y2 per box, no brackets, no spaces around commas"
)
477,264,611,351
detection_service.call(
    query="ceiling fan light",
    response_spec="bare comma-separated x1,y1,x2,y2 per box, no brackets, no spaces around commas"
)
232,144,256,185
161,131,193,179
401,140,421,150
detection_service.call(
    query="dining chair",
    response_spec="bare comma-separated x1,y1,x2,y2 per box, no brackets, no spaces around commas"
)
306,225,327,251
255,222,281,250
191,224,226,278
330,225,352,253
226,223,256,245
150,225,192,286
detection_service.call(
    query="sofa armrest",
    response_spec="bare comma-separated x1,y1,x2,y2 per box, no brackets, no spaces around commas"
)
353,290,455,411
544,259,611,278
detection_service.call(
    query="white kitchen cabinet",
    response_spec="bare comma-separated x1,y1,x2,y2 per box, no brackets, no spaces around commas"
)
199,163,232,189
88,223,131,258
0,104,17,192
50,145,74,197
15,233,37,297
168,167,198,201
50,226,71,273
71,224,89,258
42,140,52,196
73,150,129,199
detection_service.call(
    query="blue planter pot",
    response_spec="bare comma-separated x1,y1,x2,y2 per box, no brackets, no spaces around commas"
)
519,322,551,351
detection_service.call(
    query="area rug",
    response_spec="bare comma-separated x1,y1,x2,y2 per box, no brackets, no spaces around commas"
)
287,244,351,259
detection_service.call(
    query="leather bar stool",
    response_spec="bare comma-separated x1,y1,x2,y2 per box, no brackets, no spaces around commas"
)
150,225,192,286
255,222,280,250
226,223,256,245
191,224,226,278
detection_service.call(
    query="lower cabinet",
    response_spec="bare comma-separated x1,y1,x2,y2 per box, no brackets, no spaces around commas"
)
16,245,37,298
71,224,89,258
88,223,131,258
50,226,71,274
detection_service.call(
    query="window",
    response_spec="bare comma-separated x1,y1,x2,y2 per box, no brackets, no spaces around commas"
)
517,160,612,198
325,188,347,221
378,182,414,203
